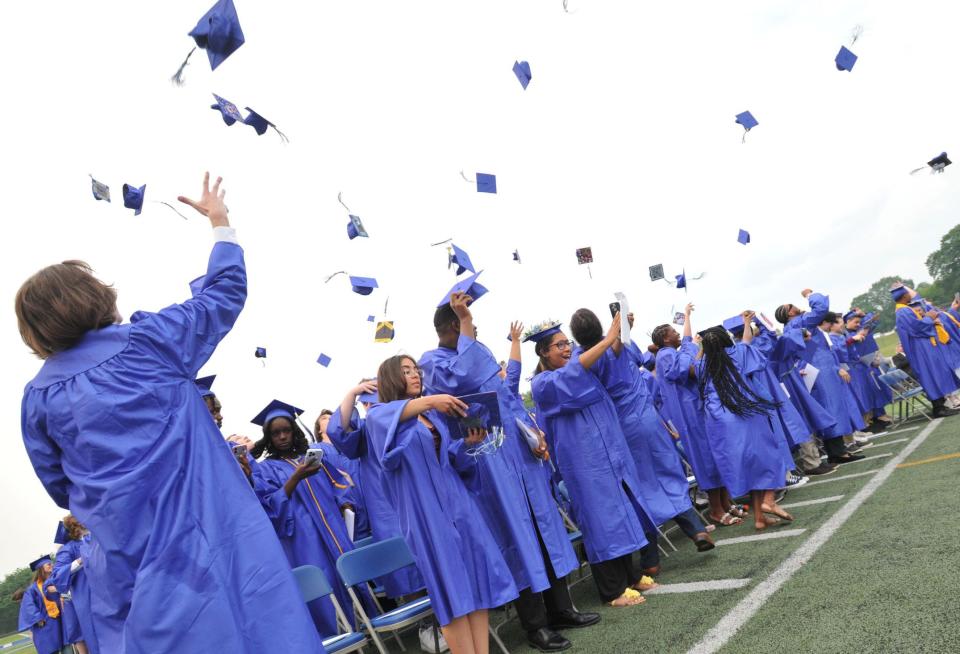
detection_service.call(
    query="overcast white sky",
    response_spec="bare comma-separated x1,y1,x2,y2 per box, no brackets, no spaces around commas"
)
2,0,959,575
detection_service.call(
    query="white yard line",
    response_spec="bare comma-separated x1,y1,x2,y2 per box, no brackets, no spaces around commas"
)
715,529,806,546
866,437,909,449
799,469,878,489
873,426,920,438
780,495,844,509
644,579,752,595
686,418,943,654
842,452,893,465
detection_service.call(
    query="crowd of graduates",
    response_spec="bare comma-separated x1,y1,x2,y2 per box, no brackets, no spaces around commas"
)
14,175,960,654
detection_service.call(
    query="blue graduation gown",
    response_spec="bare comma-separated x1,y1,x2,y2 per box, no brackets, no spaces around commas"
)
894,304,960,399
832,333,868,415
20,241,324,653
844,334,889,415
532,359,653,564
752,326,813,450
655,338,724,490
253,452,373,637
50,536,99,653
364,401,518,625
18,583,63,654
800,328,865,438
696,343,792,497
316,442,371,541
587,345,693,525
420,337,578,593
327,409,425,598
771,328,838,435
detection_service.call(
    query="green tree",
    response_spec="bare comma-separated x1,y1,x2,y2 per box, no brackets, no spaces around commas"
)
0,567,33,633
850,276,915,333
926,224,960,303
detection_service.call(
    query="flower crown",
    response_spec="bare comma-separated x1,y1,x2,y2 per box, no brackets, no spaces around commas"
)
523,319,561,341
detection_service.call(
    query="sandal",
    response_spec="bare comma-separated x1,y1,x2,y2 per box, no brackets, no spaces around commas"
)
606,588,646,607
693,533,716,552
755,515,781,531
728,504,749,518
632,575,659,592
708,511,743,527
760,504,794,522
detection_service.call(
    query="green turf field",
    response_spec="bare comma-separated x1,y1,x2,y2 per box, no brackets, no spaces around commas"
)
874,331,901,357
485,414,960,653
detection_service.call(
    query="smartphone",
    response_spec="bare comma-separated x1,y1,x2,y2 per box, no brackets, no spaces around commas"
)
231,444,247,461
609,302,621,318
304,449,324,467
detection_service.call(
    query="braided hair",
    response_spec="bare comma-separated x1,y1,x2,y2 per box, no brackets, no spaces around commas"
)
651,324,673,348
697,327,778,418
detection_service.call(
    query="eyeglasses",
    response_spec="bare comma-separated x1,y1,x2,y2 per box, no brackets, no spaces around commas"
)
550,340,573,351
401,367,423,378
269,426,293,438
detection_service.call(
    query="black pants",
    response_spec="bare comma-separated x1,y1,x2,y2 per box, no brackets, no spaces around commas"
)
823,436,848,458
515,505,574,633
589,553,638,603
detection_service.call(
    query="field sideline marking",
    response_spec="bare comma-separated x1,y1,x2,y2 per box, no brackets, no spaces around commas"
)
781,495,844,509
866,437,909,449
715,529,806,546
798,469,877,489
686,418,943,654
644,579,752,595
873,426,919,438
896,451,960,469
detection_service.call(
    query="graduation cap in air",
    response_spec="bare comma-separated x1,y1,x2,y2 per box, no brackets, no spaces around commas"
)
243,107,289,142
254,346,267,359
513,60,532,90
29,555,52,572
347,215,369,240
722,314,757,335
910,153,951,175
448,244,476,275
367,315,376,323
195,375,217,398
54,522,69,545
375,320,395,343
735,111,758,142
575,247,593,265
122,184,146,215
90,175,110,202
317,353,332,367
324,272,379,295
476,173,497,194
251,399,304,427
438,270,488,307
172,0,245,84
523,320,563,343
675,271,686,289
512,250,521,264
737,229,750,245
648,264,665,282
835,46,858,72
211,94,245,126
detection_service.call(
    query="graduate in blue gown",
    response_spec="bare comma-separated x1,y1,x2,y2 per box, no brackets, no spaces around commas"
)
569,309,714,553
696,315,795,531
50,517,99,654
16,174,324,653
365,354,519,651
18,557,63,654
849,309,895,419
652,304,745,527
250,400,374,638
421,296,597,651
842,312,891,431
530,314,653,608
315,409,371,541
829,320,869,417
891,284,960,416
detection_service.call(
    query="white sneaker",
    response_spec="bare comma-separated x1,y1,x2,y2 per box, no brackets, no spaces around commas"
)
420,625,449,653
852,432,872,444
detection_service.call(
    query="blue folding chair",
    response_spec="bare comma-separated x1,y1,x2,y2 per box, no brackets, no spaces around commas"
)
337,537,435,654
291,565,368,654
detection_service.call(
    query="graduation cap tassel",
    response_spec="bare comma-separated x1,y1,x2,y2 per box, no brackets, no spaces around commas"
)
295,414,317,444
271,124,290,144
459,170,475,184
430,238,452,247
154,201,190,220
170,47,196,86
909,166,927,175
337,192,351,213
850,24,863,46
384,296,390,316
324,271,347,283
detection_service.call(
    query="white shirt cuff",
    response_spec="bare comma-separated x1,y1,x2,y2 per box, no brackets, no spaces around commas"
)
213,226,238,245
70,560,82,573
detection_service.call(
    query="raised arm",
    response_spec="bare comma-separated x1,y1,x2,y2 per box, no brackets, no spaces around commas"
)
578,312,621,370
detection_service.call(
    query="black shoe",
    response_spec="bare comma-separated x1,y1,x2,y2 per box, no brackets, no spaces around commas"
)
932,407,960,418
805,463,836,476
526,628,572,652
866,421,888,434
547,609,601,630
828,453,865,465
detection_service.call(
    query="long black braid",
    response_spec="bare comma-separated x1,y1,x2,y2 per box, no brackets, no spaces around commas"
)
698,327,778,418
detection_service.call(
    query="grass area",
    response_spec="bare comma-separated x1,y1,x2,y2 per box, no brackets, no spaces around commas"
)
0,633,27,645
874,330,901,357
483,416,960,653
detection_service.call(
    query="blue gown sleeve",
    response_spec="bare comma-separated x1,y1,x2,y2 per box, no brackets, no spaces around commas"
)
505,359,522,397
735,342,768,375
18,586,43,630
49,541,78,592
128,240,247,377
420,336,502,394
896,307,938,338
252,464,296,537
531,360,604,416
20,394,70,509
661,338,698,382
797,293,830,330
365,401,419,471
327,408,365,460
752,323,777,357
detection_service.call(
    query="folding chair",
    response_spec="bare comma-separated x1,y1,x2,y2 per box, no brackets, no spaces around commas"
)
291,565,368,654
878,369,933,423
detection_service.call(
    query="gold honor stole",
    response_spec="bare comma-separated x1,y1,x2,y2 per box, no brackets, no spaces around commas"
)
898,303,950,347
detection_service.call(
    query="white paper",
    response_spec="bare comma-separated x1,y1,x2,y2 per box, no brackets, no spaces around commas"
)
859,351,879,366
779,382,791,399
760,312,775,329
802,364,820,393
344,509,356,541
614,292,631,345
515,417,542,453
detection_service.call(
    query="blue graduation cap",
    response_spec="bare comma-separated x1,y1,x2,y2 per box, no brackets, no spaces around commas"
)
122,183,146,215
723,314,758,335
251,399,304,427
842,310,858,323
254,346,267,358
90,176,110,202
451,391,502,439
835,45,858,72
675,271,686,289
189,0,245,71
512,250,521,263
448,244,476,275
317,353,332,367
358,386,379,404
476,173,497,194
437,270,488,307
737,229,750,245
890,282,909,301
347,215,369,239
349,276,378,295
928,152,951,172
513,60,532,90
523,320,563,343
243,107,289,142
367,315,376,322
211,94,245,126
29,555,52,572
735,111,758,131
54,522,69,545
195,375,216,398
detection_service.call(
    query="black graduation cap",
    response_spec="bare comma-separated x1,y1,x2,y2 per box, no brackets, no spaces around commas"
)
512,250,521,263
911,152,952,175
648,264,665,281
243,107,289,142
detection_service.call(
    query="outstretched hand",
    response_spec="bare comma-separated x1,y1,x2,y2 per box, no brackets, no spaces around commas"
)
178,172,230,227
509,321,524,343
